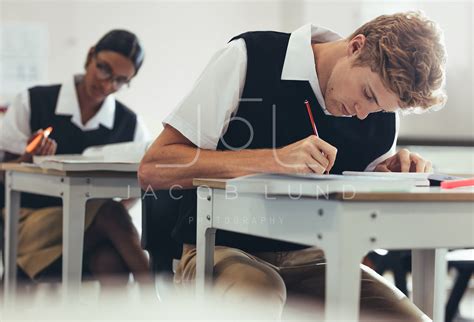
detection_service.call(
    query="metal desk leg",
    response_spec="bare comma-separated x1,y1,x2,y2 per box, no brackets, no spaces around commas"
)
412,249,448,321
195,187,216,297
324,245,363,322
4,172,20,307
61,179,88,299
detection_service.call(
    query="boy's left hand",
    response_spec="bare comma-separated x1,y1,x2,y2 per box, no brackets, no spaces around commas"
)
374,148,432,173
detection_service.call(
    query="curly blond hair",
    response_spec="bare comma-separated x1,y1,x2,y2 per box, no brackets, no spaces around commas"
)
349,11,447,111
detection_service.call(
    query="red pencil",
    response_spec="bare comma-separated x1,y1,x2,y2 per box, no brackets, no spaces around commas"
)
305,100,329,174
304,100,319,136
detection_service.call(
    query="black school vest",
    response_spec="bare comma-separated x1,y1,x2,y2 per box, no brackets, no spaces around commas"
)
0,84,137,209
172,31,396,252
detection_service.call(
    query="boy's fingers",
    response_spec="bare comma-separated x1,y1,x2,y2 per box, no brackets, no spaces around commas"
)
412,154,426,173
398,149,411,172
310,136,337,172
424,161,433,173
375,163,391,172
308,148,330,169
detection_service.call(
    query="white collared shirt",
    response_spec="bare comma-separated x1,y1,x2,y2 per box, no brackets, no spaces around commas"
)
163,24,397,167
57,75,116,131
0,74,150,156
281,24,341,114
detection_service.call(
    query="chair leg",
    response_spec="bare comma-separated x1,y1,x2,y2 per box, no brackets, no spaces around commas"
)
394,266,408,296
376,251,409,296
445,267,473,322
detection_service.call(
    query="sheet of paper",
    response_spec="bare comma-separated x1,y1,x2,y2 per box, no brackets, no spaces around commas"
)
342,171,430,179
342,171,430,186
229,172,419,197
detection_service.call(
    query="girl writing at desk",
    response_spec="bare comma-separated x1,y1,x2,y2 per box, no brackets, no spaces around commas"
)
0,30,151,287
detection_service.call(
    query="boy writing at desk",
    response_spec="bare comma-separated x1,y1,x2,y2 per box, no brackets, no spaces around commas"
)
140,12,445,320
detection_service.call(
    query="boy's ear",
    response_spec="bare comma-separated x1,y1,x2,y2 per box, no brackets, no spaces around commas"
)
347,34,366,57
84,46,95,69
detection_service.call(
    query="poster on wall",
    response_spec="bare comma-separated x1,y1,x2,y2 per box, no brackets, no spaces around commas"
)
0,23,49,110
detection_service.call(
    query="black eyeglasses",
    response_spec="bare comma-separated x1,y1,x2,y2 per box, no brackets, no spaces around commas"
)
94,56,131,90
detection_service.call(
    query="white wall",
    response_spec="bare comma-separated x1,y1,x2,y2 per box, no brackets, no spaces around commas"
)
1,0,473,142
0,0,287,138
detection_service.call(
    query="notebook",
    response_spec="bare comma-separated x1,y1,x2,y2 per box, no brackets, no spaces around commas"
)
32,154,139,172
32,141,149,172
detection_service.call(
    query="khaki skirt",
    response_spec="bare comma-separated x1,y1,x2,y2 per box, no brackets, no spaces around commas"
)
2,199,107,279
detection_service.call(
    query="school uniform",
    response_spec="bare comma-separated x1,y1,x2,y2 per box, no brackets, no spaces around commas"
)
0,74,150,279
165,24,427,320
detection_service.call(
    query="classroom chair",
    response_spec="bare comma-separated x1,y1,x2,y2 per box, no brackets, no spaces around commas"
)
369,250,411,295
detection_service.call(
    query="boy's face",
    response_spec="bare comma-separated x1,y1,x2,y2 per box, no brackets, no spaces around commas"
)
323,36,401,120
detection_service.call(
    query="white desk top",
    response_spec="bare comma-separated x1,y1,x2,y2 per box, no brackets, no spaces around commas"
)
0,162,138,177
193,178,474,202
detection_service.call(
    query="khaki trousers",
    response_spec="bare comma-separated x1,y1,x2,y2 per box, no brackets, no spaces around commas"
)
1,199,106,279
175,244,430,321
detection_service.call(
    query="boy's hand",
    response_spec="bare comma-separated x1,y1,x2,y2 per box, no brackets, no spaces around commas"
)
275,135,337,174
374,148,432,173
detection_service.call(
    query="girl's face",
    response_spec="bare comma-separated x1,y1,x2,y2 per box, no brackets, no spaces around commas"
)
83,50,136,101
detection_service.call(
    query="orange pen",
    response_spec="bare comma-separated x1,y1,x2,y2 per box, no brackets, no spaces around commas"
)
25,126,53,153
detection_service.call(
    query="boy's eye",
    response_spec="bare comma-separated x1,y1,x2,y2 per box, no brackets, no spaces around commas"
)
364,89,374,102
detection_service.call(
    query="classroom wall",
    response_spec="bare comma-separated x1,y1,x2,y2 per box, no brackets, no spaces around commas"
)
1,0,473,143
0,0,285,138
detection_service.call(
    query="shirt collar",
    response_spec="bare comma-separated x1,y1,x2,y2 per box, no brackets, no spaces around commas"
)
281,24,342,114
55,74,116,130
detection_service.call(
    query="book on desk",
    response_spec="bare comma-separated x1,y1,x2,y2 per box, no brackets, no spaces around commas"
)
32,141,147,172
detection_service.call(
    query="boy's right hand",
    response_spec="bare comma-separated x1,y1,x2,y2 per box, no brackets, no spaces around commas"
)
274,135,337,174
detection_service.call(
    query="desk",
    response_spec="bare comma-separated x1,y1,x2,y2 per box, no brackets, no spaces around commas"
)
1,163,141,304
193,178,474,321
